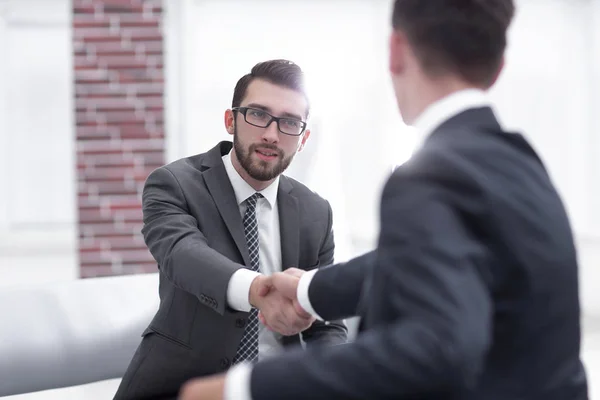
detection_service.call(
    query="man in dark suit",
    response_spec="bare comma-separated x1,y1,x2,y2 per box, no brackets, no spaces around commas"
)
179,1,589,399
113,59,347,400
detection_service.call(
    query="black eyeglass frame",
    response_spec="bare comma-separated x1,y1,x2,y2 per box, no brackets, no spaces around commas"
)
232,106,308,136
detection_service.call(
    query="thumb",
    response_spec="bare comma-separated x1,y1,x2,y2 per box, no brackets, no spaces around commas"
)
256,276,273,297
283,267,305,279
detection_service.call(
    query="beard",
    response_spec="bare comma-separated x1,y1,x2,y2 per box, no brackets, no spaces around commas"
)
233,129,295,182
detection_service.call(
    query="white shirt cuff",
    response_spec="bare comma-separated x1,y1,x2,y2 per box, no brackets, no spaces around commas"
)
297,269,324,321
227,269,261,312
224,362,253,400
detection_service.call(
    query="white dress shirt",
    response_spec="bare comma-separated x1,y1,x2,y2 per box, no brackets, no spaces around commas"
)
223,88,497,400
222,151,285,359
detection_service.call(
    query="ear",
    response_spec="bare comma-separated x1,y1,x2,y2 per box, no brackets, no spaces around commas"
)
224,109,235,135
389,30,406,76
297,129,311,152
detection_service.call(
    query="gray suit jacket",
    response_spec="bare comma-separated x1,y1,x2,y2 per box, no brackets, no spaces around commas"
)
114,141,347,400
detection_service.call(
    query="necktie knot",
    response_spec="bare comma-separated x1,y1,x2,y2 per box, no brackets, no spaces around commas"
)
245,193,262,210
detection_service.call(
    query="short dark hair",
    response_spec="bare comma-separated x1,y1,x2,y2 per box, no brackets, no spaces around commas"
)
392,0,515,86
231,59,310,118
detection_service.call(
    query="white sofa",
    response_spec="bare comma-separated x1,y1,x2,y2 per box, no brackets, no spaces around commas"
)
0,273,159,397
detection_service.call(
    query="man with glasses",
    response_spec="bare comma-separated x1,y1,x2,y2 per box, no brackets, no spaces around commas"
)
113,59,347,400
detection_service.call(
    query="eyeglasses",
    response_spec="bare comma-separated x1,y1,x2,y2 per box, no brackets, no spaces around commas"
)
232,107,307,136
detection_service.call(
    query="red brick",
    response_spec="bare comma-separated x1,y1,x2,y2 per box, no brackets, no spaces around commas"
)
90,0,141,6
79,82,164,96
79,208,115,223
77,139,162,153
78,97,138,110
73,21,111,29
133,40,163,55
101,113,146,124
80,171,125,183
74,6,97,15
80,221,144,237
109,198,143,210
102,5,146,14
76,0,164,278
79,244,103,253
73,0,92,7
91,41,133,54
116,68,161,83
120,20,160,29
80,181,139,196
79,154,135,168
123,27,161,40
74,56,99,70
98,56,153,70
132,151,164,165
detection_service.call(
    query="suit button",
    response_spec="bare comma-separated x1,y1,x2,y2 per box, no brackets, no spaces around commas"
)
220,358,230,369
235,318,246,328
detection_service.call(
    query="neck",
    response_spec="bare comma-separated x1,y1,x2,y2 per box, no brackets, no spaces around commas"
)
405,76,483,125
230,150,274,192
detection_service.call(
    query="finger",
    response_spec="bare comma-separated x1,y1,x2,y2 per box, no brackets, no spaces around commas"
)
280,306,312,336
257,283,271,297
293,299,312,319
283,267,305,278
257,276,273,297
271,273,299,299
258,311,275,331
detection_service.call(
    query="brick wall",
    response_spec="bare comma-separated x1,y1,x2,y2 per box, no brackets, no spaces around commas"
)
73,0,165,278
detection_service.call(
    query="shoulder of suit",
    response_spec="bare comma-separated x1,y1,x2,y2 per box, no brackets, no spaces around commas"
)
391,125,517,194
281,175,329,204
156,152,208,176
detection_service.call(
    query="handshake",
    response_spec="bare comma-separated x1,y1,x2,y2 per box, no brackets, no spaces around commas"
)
248,268,314,336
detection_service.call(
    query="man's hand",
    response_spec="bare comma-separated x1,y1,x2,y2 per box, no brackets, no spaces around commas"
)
248,270,314,336
256,268,313,335
271,268,311,317
179,374,226,400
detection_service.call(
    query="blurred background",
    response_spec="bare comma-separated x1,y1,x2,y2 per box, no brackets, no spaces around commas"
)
0,0,598,398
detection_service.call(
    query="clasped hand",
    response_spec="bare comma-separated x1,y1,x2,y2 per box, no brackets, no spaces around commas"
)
249,268,314,336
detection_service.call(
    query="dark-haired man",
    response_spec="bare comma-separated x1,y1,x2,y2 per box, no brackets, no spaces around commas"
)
180,1,589,399
112,59,347,400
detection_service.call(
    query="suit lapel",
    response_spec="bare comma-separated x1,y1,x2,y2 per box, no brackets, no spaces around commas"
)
277,177,299,270
201,143,251,266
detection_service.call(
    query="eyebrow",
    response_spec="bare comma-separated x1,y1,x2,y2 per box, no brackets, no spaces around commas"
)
245,103,304,121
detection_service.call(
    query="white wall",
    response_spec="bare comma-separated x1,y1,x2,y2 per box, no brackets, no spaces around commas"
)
165,3,600,392
167,0,600,317
0,0,77,286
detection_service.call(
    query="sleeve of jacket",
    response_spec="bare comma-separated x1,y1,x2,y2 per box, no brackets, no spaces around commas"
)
301,200,348,346
249,170,493,399
141,166,244,315
307,250,375,321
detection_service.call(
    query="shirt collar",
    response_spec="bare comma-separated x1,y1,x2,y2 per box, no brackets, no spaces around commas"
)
222,151,279,208
412,88,492,146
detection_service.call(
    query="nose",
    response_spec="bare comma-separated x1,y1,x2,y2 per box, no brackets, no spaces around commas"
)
261,120,280,143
